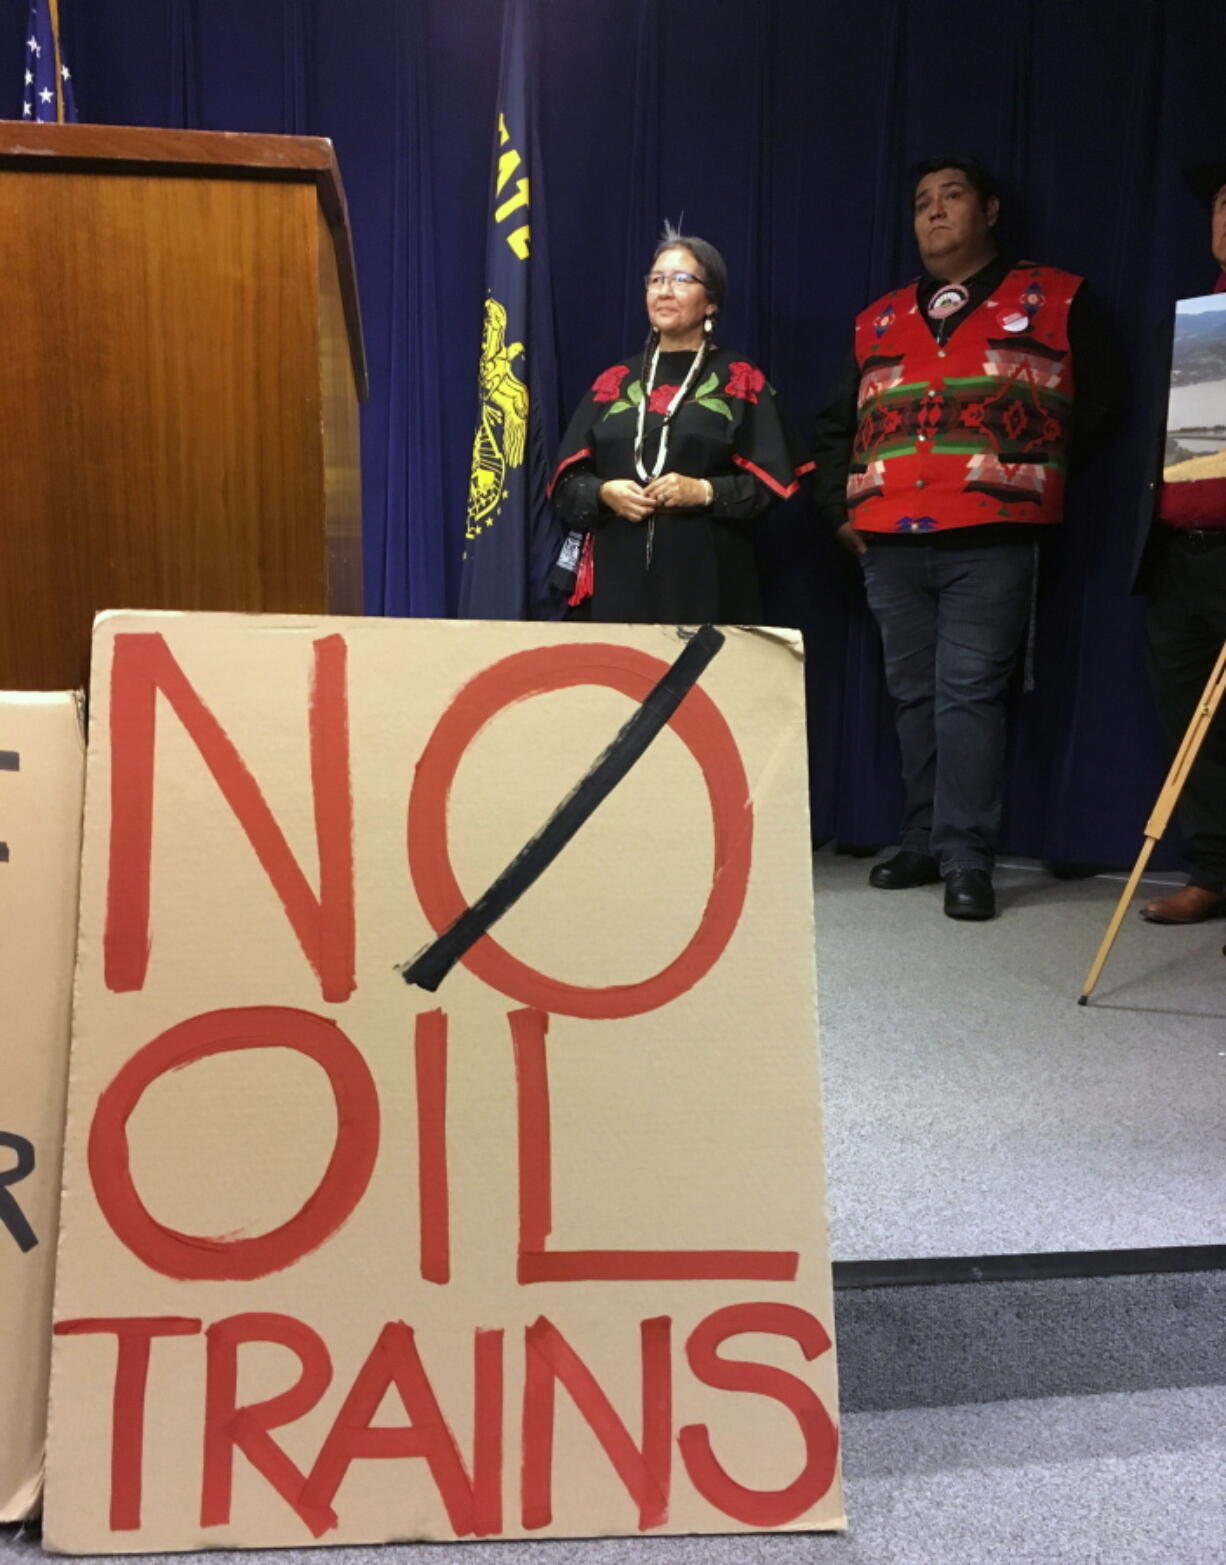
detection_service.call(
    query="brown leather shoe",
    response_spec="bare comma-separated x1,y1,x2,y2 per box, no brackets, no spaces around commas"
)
1139,885,1226,924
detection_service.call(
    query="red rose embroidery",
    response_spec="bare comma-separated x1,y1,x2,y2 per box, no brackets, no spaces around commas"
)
725,362,766,403
591,365,629,403
649,384,681,414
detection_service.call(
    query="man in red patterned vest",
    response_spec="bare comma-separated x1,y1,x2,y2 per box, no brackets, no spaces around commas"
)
1134,160,1226,926
813,155,1116,920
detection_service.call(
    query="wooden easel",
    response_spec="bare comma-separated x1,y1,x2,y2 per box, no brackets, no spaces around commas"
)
1079,640,1226,1004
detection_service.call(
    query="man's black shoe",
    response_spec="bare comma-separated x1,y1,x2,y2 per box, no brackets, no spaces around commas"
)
869,851,941,890
943,868,995,921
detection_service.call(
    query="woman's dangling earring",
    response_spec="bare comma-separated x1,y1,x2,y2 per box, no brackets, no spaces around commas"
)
703,315,713,336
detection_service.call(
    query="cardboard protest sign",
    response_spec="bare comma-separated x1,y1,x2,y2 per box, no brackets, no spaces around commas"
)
0,693,85,1521
1164,291,1226,483
45,612,843,1551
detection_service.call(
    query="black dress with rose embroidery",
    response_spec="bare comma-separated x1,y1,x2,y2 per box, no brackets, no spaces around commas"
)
550,346,799,623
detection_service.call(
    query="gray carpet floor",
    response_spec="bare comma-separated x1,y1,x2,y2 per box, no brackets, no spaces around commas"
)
815,852,1226,1260
835,1271,1226,1410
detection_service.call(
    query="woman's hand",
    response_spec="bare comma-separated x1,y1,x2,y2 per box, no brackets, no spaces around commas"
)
599,479,656,522
644,473,713,509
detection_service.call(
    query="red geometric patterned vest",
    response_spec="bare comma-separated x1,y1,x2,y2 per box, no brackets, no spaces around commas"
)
848,263,1082,533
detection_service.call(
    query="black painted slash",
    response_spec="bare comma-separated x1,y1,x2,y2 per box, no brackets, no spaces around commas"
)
0,749,18,864
401,626,725,994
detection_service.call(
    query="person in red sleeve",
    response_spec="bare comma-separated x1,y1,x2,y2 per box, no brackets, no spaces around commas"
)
812,156,1117,920
1135,160,1226,925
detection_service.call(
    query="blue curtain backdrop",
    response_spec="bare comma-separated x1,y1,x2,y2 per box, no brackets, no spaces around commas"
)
4,0,1223,866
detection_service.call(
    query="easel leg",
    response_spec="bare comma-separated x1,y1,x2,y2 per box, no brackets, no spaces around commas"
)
1078,641,1226,1004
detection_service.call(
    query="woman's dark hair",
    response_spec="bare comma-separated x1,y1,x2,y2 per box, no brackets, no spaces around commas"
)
650,223,728,312
910,154,999,208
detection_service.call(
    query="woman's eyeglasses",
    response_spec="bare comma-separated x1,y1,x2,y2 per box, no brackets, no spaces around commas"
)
644,271,706,291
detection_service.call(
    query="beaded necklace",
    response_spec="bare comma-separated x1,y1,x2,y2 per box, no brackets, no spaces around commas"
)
632,337,711,484
633,336,711,570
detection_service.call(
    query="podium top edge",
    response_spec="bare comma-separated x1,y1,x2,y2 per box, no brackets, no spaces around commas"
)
0,121,338,177
0,122,368,399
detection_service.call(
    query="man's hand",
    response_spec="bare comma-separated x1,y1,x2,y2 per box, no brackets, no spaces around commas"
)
836,522,867,557
644,473,711,509
599,479,655,522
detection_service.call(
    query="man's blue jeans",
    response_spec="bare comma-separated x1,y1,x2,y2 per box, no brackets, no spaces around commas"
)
860,542,1035,874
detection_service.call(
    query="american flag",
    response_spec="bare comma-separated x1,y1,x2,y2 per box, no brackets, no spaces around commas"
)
21,0,77,123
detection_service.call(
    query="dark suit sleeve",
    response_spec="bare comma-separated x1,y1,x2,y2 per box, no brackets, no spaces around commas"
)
1068,282,1125,465
809,344,861,535
1130,316,1175,592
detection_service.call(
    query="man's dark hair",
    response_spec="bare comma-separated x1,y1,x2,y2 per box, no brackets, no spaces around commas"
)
651,224,728,312
910,155,1000,208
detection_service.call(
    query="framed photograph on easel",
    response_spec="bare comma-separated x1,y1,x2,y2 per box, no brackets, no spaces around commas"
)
1164,291,1226,484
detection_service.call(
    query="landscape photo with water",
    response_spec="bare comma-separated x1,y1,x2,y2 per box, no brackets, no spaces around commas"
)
1165,292,1226,480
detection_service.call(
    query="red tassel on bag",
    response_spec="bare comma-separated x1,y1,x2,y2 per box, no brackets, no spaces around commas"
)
568,532,594,606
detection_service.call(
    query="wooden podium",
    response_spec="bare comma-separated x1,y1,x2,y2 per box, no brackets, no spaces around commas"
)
0,123,367,691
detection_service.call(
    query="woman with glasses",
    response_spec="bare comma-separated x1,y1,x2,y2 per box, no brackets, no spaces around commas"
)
550,227,799,622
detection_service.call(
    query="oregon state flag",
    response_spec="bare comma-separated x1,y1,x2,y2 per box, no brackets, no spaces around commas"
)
459,0,561,619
